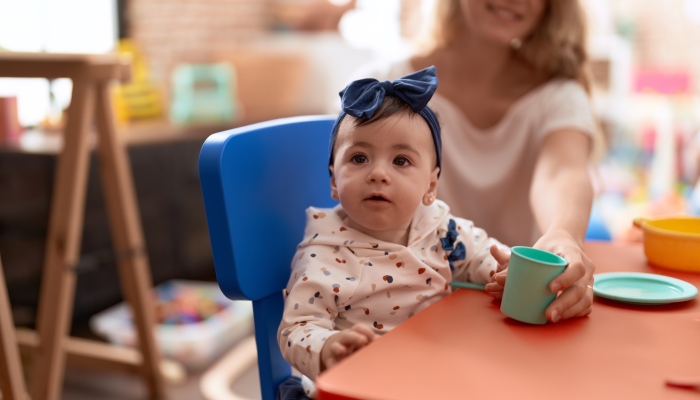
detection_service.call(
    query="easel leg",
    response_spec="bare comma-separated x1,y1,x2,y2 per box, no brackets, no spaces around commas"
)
94,82,165,399
0,256,29,400
31,80,95,400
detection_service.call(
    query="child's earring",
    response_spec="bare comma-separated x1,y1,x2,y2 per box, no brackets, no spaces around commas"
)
423,194,434,205
510,37,522,50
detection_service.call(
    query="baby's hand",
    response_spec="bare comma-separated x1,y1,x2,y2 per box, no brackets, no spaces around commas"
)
484,244,510,299
320,324,378,371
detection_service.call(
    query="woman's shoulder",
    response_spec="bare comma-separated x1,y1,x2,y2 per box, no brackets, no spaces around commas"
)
536,77,589,103
529,77,595,139
522,77,592,121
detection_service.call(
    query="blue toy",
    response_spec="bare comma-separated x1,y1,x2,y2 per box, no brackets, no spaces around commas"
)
199,116,337,400
585,201,612,241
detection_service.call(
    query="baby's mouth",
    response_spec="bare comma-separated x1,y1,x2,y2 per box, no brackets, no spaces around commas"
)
366,195,390,202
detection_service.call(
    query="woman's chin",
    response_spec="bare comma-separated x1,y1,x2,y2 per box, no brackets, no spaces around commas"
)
481,30,519,47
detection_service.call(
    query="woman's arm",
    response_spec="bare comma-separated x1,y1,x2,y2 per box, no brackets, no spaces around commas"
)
529,128,595,322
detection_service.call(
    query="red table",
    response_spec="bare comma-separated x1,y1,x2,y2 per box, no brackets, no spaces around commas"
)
316,242,700,400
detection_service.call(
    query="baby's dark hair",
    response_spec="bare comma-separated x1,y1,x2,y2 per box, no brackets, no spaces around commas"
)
329,95,425,166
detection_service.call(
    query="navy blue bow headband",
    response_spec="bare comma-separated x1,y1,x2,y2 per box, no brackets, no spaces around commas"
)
329,65,441,177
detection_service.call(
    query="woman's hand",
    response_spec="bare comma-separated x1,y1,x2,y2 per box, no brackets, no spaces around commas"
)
525,129,595,322
484,244,510,297
486,231,594,323
534,229,594,322
320,324,379,371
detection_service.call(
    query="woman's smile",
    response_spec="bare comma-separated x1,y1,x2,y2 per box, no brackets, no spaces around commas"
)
486,2,523,22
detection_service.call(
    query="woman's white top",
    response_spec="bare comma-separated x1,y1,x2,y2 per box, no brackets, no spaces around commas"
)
351,59,595,246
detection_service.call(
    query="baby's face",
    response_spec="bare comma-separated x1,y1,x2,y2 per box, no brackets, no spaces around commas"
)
330,113,439,242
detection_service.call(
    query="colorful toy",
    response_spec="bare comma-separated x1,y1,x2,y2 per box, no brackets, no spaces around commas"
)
112,39,164,122
170,63,236,124
91,280,253,370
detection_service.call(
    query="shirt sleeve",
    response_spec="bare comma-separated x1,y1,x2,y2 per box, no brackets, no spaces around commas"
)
442,216,509,284
535,79,596,143
277,251,341,381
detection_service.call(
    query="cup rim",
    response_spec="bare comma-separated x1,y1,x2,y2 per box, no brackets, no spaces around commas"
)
510,246,568,267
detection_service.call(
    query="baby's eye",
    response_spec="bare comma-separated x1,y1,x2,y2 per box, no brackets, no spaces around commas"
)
352,154,368,164
393,156,410,166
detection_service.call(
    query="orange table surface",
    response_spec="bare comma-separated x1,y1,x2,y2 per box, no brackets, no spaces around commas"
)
315,242,700,400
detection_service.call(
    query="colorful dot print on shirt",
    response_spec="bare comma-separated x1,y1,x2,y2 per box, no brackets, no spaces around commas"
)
278,201,504,381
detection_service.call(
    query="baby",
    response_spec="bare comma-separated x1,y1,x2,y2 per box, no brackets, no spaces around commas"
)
277,66,510,396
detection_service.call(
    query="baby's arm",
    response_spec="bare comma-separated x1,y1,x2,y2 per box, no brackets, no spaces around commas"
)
278,266,340,380
278,258,377,379
444,217,510,284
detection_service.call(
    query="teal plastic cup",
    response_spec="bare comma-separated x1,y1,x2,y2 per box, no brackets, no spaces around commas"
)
500,246,568,325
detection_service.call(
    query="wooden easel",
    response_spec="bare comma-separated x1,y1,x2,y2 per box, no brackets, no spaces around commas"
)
0,255,28,400
0,52,164,400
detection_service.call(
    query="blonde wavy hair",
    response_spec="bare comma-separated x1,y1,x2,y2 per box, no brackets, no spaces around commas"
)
421,0,604,159
423,0,590,90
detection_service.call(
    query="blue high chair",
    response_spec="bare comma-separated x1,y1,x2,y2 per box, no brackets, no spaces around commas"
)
199,115,338,400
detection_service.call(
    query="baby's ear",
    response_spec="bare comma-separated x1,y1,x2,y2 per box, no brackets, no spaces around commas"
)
431,166,440,182
422,167,439,205
329,165,339,200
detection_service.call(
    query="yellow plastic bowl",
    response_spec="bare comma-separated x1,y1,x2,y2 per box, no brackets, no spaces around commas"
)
633,217,700,273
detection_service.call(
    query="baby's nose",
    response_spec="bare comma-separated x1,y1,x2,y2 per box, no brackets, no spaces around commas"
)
368,165,390,183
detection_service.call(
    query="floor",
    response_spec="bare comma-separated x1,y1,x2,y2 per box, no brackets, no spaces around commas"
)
61,339,262,400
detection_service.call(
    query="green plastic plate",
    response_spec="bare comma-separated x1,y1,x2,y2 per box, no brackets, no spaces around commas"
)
451,281,485,291
593,272,698,304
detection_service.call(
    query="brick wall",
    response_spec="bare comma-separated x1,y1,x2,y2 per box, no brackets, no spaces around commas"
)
128,0,273,101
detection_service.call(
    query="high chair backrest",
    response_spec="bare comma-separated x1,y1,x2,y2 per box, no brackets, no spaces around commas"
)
199,115,338,400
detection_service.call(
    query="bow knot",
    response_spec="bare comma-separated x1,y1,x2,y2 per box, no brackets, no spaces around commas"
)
329,66,442,177
380,80,395,97
340,66,438,120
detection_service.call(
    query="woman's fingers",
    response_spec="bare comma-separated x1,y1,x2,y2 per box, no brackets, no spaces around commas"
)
558,279,594,320
574,305,593,318
545,278,594,322
548,258,587,293
543,249,594,322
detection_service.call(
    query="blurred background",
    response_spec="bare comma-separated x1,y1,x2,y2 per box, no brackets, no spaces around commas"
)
1,0,700,398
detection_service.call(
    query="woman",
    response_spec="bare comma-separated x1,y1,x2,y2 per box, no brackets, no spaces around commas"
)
354,0,600,323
